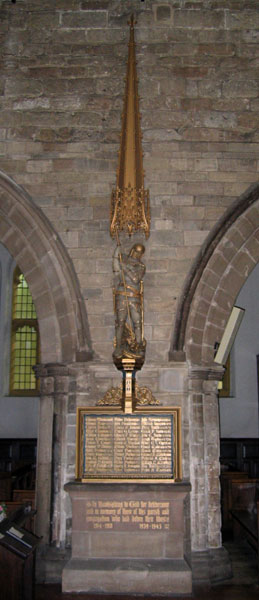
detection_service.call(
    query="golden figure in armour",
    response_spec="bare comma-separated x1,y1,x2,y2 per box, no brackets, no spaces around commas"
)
113,242,146,360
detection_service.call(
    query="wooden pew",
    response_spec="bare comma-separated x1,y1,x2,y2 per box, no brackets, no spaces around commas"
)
0,472,12,502
220,471,249,534
12,489,35,507
5,496,35,533
229,479,259,554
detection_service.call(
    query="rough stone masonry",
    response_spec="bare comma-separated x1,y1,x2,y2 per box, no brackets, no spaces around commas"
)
0,0,258,585
0,0,258,363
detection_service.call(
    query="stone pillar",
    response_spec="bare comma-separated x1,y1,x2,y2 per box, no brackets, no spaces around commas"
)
188,366,231,584
188,369,207,552
203,375,222,549
47,363,70,547
34,363,70,546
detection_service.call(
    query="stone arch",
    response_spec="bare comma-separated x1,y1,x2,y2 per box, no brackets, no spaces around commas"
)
169,182,259,366
0,170,93,364
170,183,259,568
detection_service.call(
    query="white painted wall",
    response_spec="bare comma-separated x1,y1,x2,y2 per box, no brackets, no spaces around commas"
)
0,243,39,439
219,262,259,438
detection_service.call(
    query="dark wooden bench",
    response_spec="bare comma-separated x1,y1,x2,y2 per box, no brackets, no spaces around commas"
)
5,498,35,533
220,471,249,533
231,503,258,552
229,480,259,565
0,472,12,501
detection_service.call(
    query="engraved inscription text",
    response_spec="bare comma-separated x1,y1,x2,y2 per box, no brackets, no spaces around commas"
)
85,499,170,531
82,414,173,478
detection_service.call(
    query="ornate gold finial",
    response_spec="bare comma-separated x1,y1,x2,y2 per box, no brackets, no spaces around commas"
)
110,14,150,239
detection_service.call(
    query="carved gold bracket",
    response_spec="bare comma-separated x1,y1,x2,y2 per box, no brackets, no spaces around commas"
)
97,381,160,410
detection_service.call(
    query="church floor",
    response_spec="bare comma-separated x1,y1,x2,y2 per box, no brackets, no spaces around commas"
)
35,540,259,600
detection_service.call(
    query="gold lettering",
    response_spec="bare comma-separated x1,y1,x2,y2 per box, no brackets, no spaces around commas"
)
85,499,170,531
98,501,122,508
87,515,110,523
82,414,173,478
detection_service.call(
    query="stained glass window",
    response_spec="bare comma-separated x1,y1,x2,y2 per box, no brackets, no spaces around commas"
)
10,268,40,395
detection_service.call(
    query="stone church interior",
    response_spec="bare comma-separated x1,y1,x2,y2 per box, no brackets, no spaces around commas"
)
0,0,258,597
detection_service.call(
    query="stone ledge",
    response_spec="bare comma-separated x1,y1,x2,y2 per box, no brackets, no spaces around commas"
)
36,545,71,584
192,546,232,587
65,480,192,493
62,557,192,595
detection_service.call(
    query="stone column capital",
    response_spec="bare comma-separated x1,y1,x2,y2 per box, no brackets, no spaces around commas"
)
188,364,225,382
34,362,70,396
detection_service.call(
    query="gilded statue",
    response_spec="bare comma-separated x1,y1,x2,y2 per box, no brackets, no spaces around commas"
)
113,242,146,360
110,17,149,371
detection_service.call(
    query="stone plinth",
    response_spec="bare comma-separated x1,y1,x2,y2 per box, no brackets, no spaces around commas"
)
62,481,192,595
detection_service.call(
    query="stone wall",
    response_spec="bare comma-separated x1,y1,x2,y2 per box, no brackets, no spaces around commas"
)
0,0,259,583
1,0,258,364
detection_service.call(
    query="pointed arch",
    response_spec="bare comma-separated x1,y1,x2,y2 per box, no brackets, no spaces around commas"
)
169,182,259,366
0,170,93,364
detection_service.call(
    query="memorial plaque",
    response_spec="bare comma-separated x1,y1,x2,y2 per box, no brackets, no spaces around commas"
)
76,407,181,481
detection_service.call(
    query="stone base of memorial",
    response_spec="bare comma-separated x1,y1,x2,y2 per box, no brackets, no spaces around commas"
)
62,481,192,595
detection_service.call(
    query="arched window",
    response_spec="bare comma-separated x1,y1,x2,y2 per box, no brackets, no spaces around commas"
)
10,268,40,395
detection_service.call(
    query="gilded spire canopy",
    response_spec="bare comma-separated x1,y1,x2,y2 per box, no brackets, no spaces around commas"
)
110,15,150,239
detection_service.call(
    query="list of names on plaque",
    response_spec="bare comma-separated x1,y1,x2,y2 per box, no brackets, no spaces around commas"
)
82,414,173,478
85,499,170,531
